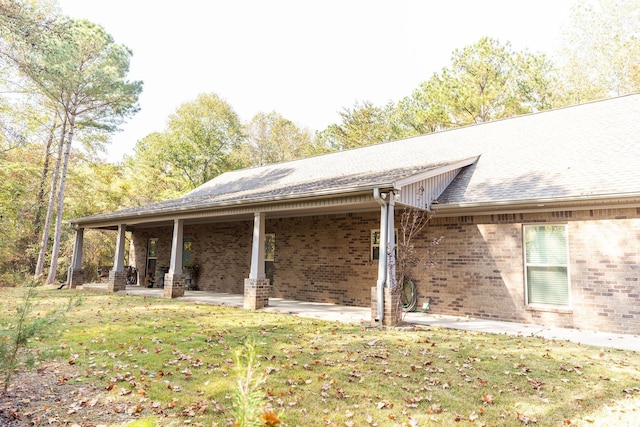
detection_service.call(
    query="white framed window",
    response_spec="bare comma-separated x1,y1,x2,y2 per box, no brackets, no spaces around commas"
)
145,238,158,281
523,224,570,307
371,229,398,261
183,237,193,266
265,234,275,262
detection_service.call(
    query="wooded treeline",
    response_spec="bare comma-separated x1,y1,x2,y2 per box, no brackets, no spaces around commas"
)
1,0,639,285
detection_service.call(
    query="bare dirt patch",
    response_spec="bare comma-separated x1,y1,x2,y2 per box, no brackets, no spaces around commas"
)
0,362,135,427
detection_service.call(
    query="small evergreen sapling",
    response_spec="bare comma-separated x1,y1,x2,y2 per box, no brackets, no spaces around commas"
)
0,280,81,394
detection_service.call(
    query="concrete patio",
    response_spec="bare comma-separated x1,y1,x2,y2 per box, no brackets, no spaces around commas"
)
80,283,640,352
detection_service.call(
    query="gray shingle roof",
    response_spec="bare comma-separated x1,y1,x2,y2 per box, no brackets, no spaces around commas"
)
73,95,640,225
436,94,640,205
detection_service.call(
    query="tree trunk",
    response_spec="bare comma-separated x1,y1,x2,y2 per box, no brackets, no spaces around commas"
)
33,121,58,237
34,118,66,278
46,113,74,285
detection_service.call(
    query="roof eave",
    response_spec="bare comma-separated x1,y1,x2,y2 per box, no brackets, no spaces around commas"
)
70,183,397,229
392,156,479,190
432,193,640,216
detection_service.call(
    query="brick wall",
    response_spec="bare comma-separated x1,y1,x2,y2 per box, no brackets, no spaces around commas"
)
130,213,380,306
186,222,252,294
130,222,252,294
129,226,172,285
423,208,640,334
127,207,640,334
267,213,379,306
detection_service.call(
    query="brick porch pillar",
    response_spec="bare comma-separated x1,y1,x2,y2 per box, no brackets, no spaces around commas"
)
164,219,185,299
164,272,185,298
108,224,128,292
68,269,84,288
244,278,271,310
108,270,127,292
371,287,402,326
244,212,270,310
68,228,84,289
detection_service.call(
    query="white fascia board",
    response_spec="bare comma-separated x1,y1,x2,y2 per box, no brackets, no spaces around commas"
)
70,190,382,229
392,156,479,190
432,193,640,216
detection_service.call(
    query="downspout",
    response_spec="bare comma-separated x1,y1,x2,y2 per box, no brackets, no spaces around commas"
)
373,188,388,323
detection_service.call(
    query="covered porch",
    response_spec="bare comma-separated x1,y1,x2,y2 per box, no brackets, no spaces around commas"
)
68,192,399,321
68,156,478,326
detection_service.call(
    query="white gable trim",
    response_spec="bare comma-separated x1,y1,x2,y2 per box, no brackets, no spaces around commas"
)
393,156,478,210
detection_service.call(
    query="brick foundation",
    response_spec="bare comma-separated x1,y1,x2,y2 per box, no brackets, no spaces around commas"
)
244,278,271,310
371,287,402,326
164,273,185,298
68,269,84,289
107,270,127,292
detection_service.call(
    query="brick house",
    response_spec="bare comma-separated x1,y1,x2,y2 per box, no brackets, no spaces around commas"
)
70,95,640,333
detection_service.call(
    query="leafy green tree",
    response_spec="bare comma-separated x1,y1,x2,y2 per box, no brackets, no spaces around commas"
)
0,82,27,154
438,37,554,126
394,74,452,137
318,100,396,151
32,118,61,240
166,93,244,187
396,37,554,136
0,0,57,56
64,154,132,279
1,2,63,277
0,92,62,278
2,14,143,283
45,20,140,283
555,0,640,105
237,111,314,167
129,93,243,191
121,132,188,203
322,38,554,146
34,115,65,278
0,144,43,282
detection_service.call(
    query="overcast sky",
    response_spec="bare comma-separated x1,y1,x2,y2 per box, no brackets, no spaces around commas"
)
58,0,576,162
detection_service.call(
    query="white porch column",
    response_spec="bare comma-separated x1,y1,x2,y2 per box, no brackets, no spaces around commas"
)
249,212,266,280
164,219,186,298
245,212,270,309
108,224,128,292
113,225,126,272
71,228,84,270
68,227,84,289
169,219,184,275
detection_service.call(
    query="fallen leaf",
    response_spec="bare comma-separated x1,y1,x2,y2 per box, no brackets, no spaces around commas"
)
482,394,494,404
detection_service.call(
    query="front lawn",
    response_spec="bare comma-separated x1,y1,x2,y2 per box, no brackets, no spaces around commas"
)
1,286,639,426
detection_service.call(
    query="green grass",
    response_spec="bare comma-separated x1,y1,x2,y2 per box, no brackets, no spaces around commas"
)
2,286,640,426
